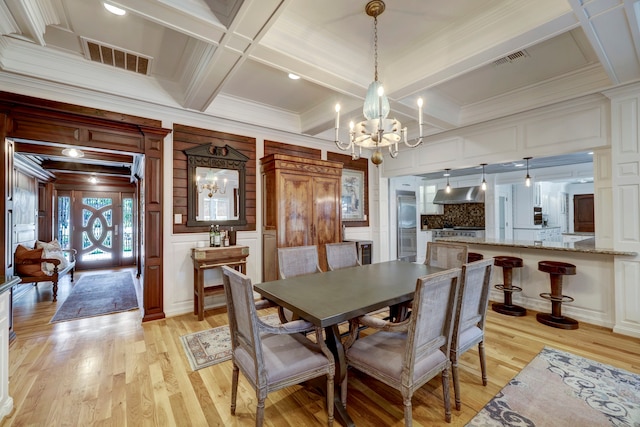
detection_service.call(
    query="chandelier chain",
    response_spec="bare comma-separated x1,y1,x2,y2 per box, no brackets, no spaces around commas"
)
373,16,378,82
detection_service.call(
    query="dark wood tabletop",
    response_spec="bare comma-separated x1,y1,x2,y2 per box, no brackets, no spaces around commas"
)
254,260,444,327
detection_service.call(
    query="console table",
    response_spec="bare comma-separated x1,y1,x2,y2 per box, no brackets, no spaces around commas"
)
191,246,249,320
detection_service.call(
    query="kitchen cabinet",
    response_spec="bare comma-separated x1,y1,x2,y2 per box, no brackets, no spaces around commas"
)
513,183,541,228
261,154,343,281
513,227,561,242
419,182,443,214
562,233,593,243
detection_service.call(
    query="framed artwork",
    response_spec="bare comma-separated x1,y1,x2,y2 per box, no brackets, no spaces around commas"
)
327,152,369,227
341,169,365,222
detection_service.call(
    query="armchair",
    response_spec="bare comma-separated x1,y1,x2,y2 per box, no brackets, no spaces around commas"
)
221,266,335,427
341,268,462,425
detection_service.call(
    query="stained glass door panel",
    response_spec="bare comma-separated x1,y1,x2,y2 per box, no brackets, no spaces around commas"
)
73,193,121,269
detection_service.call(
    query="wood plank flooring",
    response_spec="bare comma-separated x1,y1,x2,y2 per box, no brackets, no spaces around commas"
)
3,269,640,426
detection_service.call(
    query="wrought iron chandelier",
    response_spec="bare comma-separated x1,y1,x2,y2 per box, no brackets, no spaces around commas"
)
334,0,424,166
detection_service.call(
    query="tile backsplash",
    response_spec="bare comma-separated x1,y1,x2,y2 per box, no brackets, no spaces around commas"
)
422,203,485,229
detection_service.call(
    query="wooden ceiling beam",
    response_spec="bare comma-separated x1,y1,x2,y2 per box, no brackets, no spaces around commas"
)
40,160,131,176
14,142,134,164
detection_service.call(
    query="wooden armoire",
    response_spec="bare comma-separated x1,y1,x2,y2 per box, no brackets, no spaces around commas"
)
261,154,343,282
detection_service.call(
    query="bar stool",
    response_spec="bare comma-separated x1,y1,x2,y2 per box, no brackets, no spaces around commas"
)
537,261,578,329
492,256,526,316
467,252,484,263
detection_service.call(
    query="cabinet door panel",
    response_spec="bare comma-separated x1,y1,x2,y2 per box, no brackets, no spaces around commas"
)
313,176,341,271
279,173,313,247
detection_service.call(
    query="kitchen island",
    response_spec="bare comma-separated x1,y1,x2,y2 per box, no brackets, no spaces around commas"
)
435,236,637,332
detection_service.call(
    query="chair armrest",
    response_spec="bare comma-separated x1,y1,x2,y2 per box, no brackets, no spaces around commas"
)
344,315,411,349
259,319,316,335
62,249,77,262
254,298,276,311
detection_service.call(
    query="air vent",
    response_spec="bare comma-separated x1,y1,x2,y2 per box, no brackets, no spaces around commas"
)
81,37,152,75
493,50,529,66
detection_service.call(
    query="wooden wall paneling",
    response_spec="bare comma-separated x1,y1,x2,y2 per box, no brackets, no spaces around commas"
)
2,118,10,275
172,124,256,233
142,130,165,321
264,140,321,159
327,152,370,227
8,114,145,154
37,182,53,242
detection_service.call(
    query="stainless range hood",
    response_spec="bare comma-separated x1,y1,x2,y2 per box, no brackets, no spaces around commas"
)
432,186,484,204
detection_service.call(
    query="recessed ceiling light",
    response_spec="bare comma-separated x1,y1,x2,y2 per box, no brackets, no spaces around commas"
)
89,176,98,184
513,162,524,167
104,3,126,16
62,148,84,158
288,73,300,80
588,151,593,155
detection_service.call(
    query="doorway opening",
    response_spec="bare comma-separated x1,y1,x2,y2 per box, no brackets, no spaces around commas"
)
57,191,136,270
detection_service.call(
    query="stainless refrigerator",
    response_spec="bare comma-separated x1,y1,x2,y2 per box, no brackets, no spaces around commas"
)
397,191,417,262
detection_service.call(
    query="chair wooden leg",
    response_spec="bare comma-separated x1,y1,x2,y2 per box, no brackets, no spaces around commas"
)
340,373,348,408
403,396,412,427
479,341,487,386
231,365,239,415
451,358,461,411
52,278,59,302
327,374,334,426
256,396,265,427
441,367,452,423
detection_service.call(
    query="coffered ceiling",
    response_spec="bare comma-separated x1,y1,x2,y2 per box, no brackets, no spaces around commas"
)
1,0,639,152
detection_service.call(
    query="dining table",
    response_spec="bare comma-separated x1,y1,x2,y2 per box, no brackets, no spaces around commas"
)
254,260,446,427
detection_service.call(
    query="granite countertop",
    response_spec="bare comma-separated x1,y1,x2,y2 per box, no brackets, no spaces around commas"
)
561,232,596,236
0,275,20,295
435,236,637,256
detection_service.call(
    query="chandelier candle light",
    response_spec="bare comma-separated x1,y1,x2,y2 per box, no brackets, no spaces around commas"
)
197,174,227,198
334,0,424,166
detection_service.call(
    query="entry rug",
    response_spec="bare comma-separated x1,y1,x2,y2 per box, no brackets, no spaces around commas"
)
181,313,280,371
50,272,139,323
466,347,640,426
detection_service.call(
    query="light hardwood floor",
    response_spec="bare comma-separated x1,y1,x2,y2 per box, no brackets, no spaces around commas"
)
3,269,640,426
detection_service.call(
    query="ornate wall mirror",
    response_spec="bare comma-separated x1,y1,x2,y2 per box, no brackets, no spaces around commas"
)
185,144,248,227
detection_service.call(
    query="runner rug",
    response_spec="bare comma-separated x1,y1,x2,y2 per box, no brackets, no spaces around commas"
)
50,271,139,323
180,313,280,371
466,346,640,426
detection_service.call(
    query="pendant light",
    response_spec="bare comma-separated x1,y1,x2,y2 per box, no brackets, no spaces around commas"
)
524,157,532,187
480,163,487,191
444,168,451,193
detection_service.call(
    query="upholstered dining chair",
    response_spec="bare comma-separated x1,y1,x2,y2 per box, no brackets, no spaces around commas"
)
325,242,361,271
425,241,469,269
278,245,322,278
277,245,323,323
450,258,494,411
395,242,468,322
221,266,336,427
341,268,462,425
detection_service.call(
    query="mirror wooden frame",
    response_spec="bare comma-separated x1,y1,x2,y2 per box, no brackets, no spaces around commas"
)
185,143,249,227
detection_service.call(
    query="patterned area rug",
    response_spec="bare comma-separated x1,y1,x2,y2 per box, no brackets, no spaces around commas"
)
180,313,280,371
466,347,640,426
50,271,139,323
